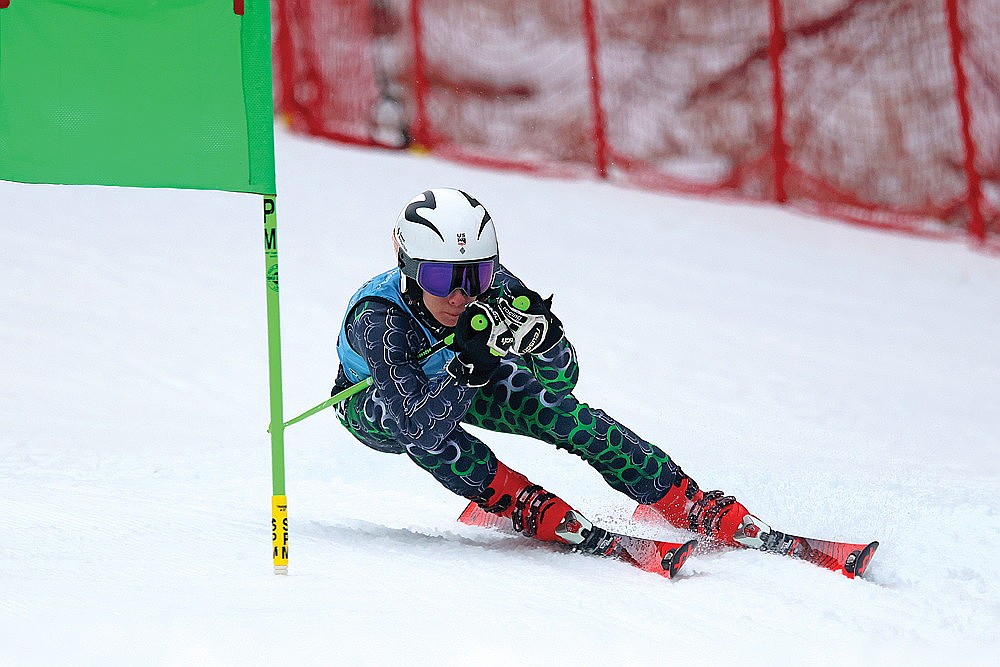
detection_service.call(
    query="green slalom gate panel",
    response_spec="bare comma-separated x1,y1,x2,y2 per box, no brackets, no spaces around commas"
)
0,0,275,194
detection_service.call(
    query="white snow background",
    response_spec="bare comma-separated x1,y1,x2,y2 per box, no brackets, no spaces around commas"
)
2,127,998,665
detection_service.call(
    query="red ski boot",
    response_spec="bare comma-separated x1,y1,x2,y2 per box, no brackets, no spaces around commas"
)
464,461,623,553
633,466,773,549
474,462,566,542
462,462,700,577
634,466,879,578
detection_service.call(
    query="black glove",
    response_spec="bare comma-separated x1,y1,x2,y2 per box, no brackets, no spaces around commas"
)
494,284,564,355
446,302,514,387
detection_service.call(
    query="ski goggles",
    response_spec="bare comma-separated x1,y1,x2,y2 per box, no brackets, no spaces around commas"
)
405,257,496,297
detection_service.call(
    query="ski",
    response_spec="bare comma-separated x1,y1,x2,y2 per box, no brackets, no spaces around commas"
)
633,504,878,579
459,502,697,579
777,534,878,579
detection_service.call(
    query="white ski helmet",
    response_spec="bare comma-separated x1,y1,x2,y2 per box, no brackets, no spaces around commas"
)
394,188,499,297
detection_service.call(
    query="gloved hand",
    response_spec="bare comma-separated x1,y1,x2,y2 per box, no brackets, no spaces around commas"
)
446,302,514,387
494,284,564,355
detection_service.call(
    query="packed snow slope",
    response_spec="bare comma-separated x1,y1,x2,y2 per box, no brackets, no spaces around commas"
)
2,127,998,665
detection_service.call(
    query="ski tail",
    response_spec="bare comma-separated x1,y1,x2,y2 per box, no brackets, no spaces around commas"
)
459,501,514,532
459,501,696,579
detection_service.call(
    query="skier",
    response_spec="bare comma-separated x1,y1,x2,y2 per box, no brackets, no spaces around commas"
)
333,187,770,555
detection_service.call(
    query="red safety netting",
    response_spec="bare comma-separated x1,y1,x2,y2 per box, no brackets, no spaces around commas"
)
593,1,777,198
273,0,999,247
781,0,968,235
411,0,597,176
959,0,1000,238
274,0,384,145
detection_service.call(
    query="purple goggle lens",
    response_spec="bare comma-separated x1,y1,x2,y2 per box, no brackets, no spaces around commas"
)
416,260,495,298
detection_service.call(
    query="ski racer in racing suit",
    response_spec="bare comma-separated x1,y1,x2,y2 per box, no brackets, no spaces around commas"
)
333,188,768,553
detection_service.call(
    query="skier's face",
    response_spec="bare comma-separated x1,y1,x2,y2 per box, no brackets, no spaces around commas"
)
423,288,476,327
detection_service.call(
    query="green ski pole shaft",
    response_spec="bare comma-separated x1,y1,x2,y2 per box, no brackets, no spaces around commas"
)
277,332,455,431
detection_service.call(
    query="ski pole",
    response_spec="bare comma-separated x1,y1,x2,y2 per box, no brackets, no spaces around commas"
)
273,332,456,431
275,297,519,431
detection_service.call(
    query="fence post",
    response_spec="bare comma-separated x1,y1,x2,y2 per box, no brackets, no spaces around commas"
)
944,0,985,242
409,0,432,149
581,0,608,179
767,0,788,204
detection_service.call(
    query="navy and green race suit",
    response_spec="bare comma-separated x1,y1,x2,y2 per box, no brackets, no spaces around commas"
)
333,265,678,504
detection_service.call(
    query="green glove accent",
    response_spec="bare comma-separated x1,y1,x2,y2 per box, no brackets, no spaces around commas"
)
471,313,490,331
512,295,531,311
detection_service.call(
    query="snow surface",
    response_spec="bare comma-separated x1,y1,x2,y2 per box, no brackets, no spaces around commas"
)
2,127,998,665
